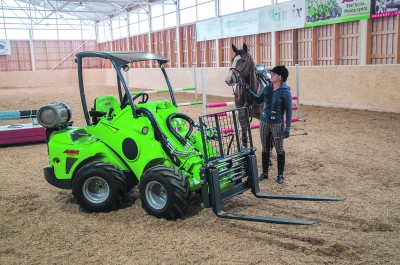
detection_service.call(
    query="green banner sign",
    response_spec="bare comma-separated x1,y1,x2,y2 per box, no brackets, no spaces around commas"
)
305,0,371,27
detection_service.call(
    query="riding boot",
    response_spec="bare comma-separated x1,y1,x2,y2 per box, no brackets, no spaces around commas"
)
259,151,270,181
276,152,285,184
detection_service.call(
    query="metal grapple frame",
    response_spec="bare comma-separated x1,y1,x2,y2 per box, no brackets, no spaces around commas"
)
198,107,343,225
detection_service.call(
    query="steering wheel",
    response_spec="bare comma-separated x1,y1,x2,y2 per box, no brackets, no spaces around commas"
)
121,92,149,108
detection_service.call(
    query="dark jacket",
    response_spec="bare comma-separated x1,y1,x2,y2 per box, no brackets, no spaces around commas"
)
247,82,292,133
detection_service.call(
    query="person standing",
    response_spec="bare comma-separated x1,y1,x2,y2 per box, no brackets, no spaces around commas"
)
246,65,292,184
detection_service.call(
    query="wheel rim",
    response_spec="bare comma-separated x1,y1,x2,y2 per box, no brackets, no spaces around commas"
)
82,176,110,204
145,181,167,210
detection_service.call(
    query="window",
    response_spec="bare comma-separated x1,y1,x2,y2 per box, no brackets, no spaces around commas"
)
98,22,111,43
2,0,95,41
164,13,177,28
179,0,215,24
152,16,164,31
5,29,29,40
180,6,196,24
180,0,196,9
151,4,163,18
220,0,243,15
33,30,58,40
245,0,271,10
129,11,149,35
197,2,215,21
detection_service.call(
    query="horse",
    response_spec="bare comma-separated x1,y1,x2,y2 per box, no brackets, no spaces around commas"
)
224,43,272,154
224,43,266,122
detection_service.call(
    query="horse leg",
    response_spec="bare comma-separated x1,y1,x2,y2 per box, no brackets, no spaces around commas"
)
237,110,249,148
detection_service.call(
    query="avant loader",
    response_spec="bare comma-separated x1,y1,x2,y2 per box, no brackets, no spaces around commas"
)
38,51,343,225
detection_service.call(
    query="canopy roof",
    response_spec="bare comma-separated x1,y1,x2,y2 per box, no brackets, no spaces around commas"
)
76,51,169,65
14,0,167,22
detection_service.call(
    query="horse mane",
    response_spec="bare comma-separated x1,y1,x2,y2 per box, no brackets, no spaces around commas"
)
246,53,259,94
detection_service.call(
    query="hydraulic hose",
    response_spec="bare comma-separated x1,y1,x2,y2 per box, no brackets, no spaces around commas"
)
166,113,198,149
137,107,181,166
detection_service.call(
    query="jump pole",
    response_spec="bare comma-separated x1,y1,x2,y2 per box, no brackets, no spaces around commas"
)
202,68,207,115
193,65,198,101
0,109,37,120
131,87,196,95
295,64,300,119
0,109,46,146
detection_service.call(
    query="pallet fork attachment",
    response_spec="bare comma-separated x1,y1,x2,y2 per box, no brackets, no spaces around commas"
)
201,154,344,225
199,108,344,225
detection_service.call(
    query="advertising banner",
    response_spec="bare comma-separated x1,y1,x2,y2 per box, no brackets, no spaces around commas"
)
197,0,305,41
370,0,400,18
305,0,371,27
0,40,11,55
259,0,306,32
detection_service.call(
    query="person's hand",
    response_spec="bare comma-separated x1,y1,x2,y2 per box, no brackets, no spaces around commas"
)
284,130,290,138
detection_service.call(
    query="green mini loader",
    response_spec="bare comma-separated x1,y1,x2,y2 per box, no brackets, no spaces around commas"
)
38,51,343,225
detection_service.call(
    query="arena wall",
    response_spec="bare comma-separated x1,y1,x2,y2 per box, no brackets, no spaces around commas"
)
0,65,399,113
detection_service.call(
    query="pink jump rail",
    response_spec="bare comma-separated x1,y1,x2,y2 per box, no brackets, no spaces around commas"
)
217,106,297,117
206,102,235,108
208,100,297,109
220,118,299,133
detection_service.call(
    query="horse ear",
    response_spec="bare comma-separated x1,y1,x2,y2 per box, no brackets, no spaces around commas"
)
243,43,248,52
232,43,238,53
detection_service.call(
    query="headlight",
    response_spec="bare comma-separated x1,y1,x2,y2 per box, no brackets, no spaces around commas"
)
37,102,72,128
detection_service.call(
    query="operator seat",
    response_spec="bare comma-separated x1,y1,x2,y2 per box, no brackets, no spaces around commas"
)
90,96,121,125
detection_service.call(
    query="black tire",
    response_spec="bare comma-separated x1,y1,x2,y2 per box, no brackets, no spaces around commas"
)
139,165,191,220
72,161,127,212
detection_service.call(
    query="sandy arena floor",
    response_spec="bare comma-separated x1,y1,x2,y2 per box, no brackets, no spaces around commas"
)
0,85,399,265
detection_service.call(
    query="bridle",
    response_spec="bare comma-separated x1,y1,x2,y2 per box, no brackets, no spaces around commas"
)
228,52,255,110
229,51,251,89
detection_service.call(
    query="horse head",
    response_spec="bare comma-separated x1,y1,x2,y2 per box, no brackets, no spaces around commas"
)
224,43,263,121
225,43,253,87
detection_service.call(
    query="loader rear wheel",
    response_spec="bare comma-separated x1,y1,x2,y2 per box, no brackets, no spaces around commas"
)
139,165,191,220
72,161,127,212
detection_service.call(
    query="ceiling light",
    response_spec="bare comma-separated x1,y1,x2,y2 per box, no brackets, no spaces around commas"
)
77,2,85,9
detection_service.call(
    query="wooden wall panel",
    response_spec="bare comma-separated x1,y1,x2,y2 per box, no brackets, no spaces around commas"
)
279,30,293,66
188,24,198,67
339,21,360,65
243,35,258,64
259,32,272,66
220,38,232,67
180,26,189,68
0,40,31,71
371,16,397,64
208,40,217,67
316,25,335,65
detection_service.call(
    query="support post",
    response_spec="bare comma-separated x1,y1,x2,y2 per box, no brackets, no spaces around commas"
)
295,64,300,119
202,68,207,115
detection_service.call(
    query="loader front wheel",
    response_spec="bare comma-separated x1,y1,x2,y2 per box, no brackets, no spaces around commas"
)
72,161,127,212
139,166,191,220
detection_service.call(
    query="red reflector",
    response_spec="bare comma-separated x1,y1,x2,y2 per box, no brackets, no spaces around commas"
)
64,150,79,155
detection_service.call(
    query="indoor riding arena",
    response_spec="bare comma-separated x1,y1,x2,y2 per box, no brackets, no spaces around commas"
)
1,1,400,265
